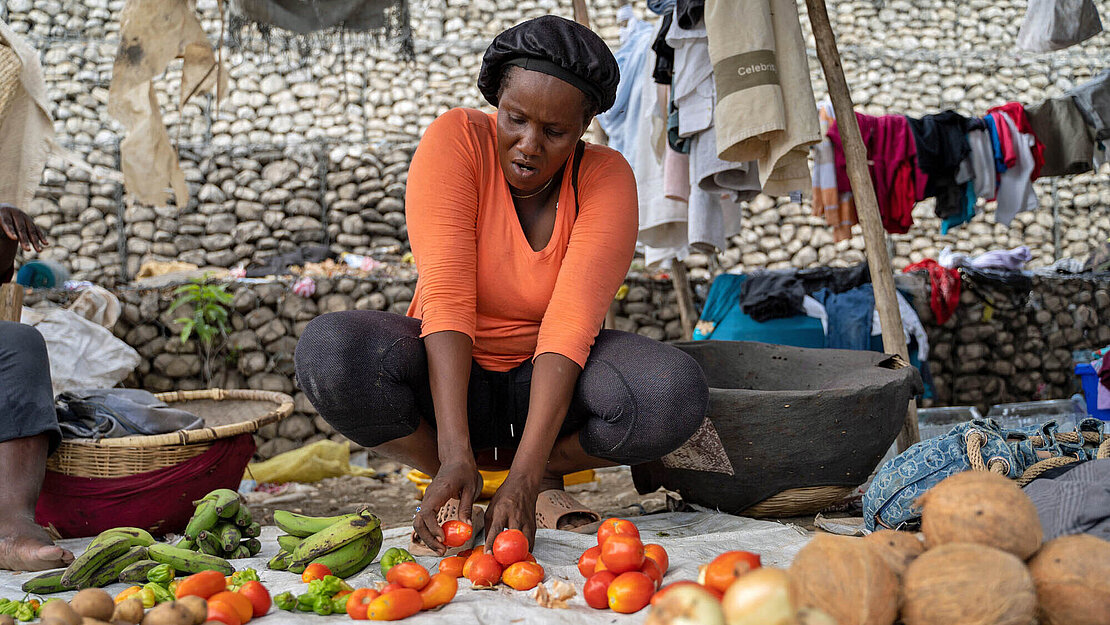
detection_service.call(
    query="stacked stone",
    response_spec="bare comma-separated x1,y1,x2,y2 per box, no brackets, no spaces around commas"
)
324,145,413,257
922,274,1110,413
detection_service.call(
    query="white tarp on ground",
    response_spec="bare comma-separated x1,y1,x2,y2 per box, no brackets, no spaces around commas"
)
1,513,811,624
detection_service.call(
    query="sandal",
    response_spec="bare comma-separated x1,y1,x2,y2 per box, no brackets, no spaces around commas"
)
409,498,485,556
534,489,601,532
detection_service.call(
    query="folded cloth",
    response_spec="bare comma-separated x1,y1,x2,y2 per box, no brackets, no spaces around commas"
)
796,261,871,295
1024,459,1110,541
739,271,805,322
938,245,1033,271
1025,96,1097,176
705,0,820,196
55,388,204,440
903,259,961,325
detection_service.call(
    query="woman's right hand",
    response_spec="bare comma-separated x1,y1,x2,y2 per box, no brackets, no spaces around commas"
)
412,456,483,555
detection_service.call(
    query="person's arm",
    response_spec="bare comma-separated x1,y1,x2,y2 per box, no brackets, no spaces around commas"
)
0,204,49,284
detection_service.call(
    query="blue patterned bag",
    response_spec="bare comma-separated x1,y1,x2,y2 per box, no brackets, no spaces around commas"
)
864,417,1107,531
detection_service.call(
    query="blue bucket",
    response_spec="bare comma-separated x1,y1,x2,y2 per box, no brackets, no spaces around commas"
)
1075,362,1110,420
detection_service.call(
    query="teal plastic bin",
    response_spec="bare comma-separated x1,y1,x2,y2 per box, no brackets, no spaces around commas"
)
1075,362,1110,420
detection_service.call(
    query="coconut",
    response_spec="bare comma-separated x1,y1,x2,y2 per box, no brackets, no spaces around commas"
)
862,530,924,578
902,542,1035,625
788,534,898,625
1027,534,1110,625
918,470,1043,559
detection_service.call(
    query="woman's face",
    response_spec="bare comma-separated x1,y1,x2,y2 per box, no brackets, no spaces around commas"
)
496,68,590,194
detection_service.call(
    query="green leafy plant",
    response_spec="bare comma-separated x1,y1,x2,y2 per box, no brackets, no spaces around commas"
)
168,275,233,386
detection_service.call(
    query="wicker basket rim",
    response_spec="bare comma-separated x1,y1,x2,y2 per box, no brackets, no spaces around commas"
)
58,388,294,449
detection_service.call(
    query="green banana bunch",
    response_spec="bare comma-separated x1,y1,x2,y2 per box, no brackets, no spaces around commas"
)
89,527,155,548
210,489,241,519
184,500,219,540
243,522,262,538
291,509,382,566
148,543,234,575
243,538,262,556
321,527,383,579
276,535,303,552
84,545,149,588
118,560,162,584
233,506,253,528
216,523,242,552
61,532,149,588
20,569,74,594
273,510,359,538
267,550,290,571
195,530,222,556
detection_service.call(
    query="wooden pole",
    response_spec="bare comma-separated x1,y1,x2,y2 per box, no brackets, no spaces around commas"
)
670,262,696,340
0,283,24,322
571,0,591,28
804,0,920,450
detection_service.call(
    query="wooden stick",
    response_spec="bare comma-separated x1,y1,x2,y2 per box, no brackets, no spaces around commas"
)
804,0,920,450
0,282,24,322
571,0,591,28
670,262,696,340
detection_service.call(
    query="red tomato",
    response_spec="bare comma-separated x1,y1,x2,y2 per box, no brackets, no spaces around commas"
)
437,556,466,578
301,562,332,583
640,557,663,589
644,544,670,574
594,556,609,573
441,520,473,548
346,588,380,620
600,535,645,574
419,573,458,610
461,546,485,579
703,551,762,593
597,518,640,547
237,581,271,618
465,553,503,587
385,562,431,591
209,591,253,624
379,583,404,595
206,602,242,625
366,588,422,621
523,553,537,563
578,546,601,578
492,529,530,566
607,571,654,614
502,561,545,591
177,570,228,599
583,571,617,610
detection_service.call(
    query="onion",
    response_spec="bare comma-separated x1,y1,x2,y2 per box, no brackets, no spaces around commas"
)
645,583,725,625
721,567,796,625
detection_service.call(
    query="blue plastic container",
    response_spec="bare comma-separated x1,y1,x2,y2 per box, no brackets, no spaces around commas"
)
1075,362,1110,420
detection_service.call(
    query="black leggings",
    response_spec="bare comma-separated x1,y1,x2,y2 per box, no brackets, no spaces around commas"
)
0,321,60,450
294,311,708,466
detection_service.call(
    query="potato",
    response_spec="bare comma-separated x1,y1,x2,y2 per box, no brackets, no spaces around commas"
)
80,619,113,625
919,471,1042,559
70,589,116,622
111,597,145,625
140,602,194,625
1028,534,1110,625
41,600,82,625
1,615,16,625
174,597,207,625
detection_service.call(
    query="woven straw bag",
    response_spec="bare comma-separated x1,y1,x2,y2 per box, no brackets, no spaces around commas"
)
0,43,21,124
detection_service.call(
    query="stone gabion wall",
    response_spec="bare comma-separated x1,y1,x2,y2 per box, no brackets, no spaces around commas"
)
4,0,1107,286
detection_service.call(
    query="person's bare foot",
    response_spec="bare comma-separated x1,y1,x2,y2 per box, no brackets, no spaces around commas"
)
0,514,73,571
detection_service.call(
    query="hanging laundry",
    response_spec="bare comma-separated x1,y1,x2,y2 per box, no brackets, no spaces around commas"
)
987,102,1045,179
651,11,675,84
811,284,875,351
1017,0,1102,52
1025,96,1097,176
811,101,858,242
1068,69,1110,141
993,111,1039,225
705,0,820,196
905,110,971,220
939,245,1033,271
595,9,653,159
966,122,997,199
903,259,961,325
828,112,918,234
739,271,805,322
675,0,705,29
983,113,1009,184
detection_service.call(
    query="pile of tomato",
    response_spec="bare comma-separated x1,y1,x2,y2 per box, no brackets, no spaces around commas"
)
436,528,546,591
175,570,271,625
575,518,670,614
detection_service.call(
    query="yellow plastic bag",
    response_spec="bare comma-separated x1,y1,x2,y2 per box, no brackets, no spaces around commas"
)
245,440,376,484
406,469,596,500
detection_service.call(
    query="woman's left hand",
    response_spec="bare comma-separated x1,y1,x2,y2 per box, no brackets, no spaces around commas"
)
483,472,540,551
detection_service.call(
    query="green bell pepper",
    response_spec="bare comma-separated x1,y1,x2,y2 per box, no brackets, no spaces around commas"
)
273,591,297,612
296,593,316,612
146,564,175,584
228,568,259,590
311,595,333,616
15,603,34,622
1,601,20,616
379,547,415,577
332,595,350,615
144,582,174,605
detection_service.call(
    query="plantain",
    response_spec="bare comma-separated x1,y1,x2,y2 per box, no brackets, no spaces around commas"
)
291,509,382,566
195,530,222,556
207,489,241,518
276,534,303,553
267,550,290,571
118,559,162,584
286,557,306,574
174,536,196,550
21,569,74,594
233,506,253,528
216,523,241,553
84,545,148,588
319,527,383,579
90,527,155,548
273,510,360,538
184,500,219,540
231,545,251,559
243,538,262,557
242,522,261,538
148,543,234,575
61,533,140,588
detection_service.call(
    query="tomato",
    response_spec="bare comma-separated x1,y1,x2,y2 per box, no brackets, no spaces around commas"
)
437,556,466,578
578,546,601,578
379,583,404,595
600,535,645,574
367,588,422,621
302,563,332,583
177,570,229,599
206,602,243,625
607,571,654,614
237,581,271,618
441,520,473,548
523,553,537,563
597,518,640,546
385,562,431,591
703,551,762,593
583,571,616,609
644,544,670,574
502,561,544,591
461,546,486,579
492,529,530,566
594,555,609,573
209,591,253,624
419,573,458,610
465,553,503,587
346,588,380,620
640,557,663,589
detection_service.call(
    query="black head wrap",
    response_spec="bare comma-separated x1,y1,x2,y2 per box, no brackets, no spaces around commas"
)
477,15,620,114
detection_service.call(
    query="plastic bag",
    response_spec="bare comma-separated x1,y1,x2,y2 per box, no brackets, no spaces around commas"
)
245,439,376,483
20,305,140,395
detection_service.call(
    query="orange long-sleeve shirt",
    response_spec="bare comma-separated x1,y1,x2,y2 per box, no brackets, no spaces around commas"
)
405,108,638,372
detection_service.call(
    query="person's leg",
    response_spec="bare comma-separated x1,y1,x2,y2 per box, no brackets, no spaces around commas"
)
294,311,440,475
0,321,71,571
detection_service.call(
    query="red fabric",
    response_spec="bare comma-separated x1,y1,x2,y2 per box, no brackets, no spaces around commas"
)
36,433,255,538
988,102,1045,180
828,113,919,235
903,259,961,325
989,111,1018,168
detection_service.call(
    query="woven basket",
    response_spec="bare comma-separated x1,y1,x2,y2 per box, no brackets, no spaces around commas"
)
742,485,857,518
46,389,294,478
